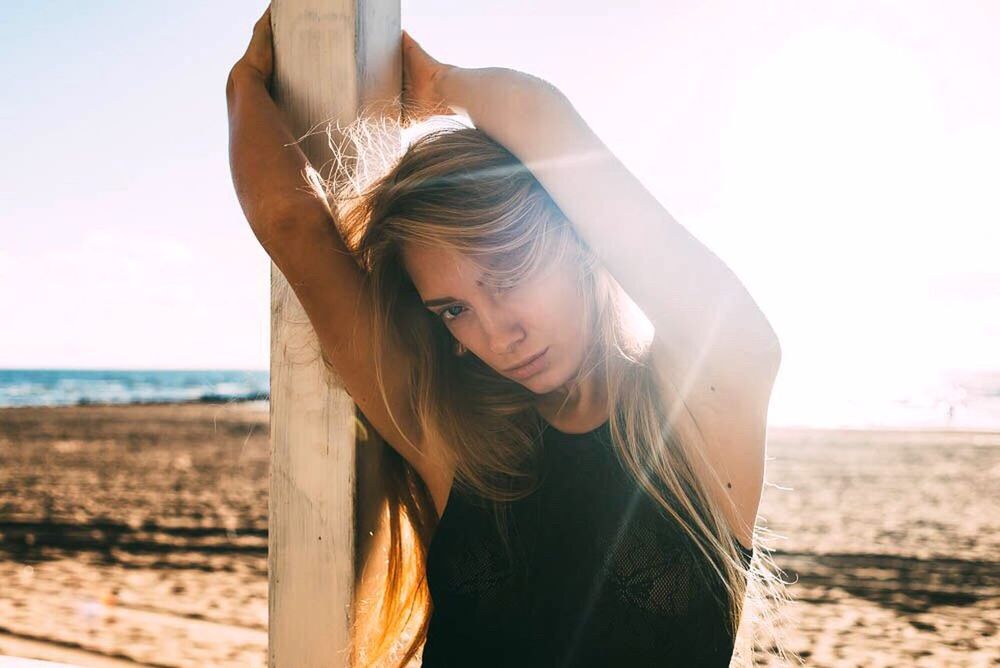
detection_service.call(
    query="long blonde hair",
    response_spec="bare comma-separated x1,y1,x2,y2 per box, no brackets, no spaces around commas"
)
306,109,795,667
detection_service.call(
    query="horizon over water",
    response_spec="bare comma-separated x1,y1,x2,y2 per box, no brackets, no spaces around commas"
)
0,367,997,433
0,368,268,408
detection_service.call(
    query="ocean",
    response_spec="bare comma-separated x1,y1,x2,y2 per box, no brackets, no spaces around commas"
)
0,367,997,431
0,369,268,407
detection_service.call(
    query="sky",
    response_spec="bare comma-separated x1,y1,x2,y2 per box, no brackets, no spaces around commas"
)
1,1,997,429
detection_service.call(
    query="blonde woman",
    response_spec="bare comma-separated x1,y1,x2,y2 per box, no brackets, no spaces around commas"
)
228,7,787,667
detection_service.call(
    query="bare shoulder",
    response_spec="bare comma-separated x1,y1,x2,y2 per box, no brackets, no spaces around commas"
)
646,334,781,548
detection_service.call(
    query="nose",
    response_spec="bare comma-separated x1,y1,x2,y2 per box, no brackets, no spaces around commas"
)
480,306,526,356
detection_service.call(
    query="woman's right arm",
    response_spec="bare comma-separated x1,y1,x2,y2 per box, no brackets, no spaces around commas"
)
224,5,333,250
225,59,448,495
226,64,334,263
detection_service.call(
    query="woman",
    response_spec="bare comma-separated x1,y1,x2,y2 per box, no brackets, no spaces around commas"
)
228,7,788,667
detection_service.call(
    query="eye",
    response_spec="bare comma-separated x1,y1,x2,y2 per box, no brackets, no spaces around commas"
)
439,304,466,322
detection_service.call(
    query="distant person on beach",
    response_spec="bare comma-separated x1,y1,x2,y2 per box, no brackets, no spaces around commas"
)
227,6,787,666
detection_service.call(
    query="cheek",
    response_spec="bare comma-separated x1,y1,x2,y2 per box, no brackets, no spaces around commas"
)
447,320,471,341
530,277,587,339
448,318,486,350
548,270,587,320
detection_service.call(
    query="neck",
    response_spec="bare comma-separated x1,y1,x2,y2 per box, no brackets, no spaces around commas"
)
536,355,613,430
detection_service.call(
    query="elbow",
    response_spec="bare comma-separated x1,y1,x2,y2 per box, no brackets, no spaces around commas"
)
747,302,782,369
765,317,782,367
264,183,337,237
235,190,332,254
738,323,782,379
768,340,782,377
248,208,328,258
732,301,783,370
761,326,781,364
244,209,288,254
738,334,782,396
757,334,782,380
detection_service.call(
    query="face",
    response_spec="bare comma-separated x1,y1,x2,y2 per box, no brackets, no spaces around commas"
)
402,243,591,394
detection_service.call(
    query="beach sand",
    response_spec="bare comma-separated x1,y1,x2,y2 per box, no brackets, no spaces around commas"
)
0,403,269,667
751,427,999,667
1,403,997,666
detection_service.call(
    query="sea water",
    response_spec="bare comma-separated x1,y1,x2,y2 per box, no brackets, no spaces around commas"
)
1,367,996,431
0,369,268,407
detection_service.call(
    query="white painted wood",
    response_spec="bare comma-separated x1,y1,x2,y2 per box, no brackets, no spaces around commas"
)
268,1,400,666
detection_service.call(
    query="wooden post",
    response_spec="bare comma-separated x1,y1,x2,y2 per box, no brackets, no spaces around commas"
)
267,1,400,666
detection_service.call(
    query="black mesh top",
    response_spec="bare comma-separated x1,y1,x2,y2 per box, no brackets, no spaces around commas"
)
422,419,754,667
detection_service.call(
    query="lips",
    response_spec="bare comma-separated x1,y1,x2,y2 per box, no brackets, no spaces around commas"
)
505,348,547,372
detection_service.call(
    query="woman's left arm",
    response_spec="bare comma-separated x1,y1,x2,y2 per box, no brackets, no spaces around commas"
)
439,66,782,385
431,60,780,547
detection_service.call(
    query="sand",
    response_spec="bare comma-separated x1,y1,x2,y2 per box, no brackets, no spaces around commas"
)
0,404,997,666
0,403,269,667
752,427,999,667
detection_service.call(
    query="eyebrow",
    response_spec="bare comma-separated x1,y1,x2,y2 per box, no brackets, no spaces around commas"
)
423,279,485,308
423,297,457,308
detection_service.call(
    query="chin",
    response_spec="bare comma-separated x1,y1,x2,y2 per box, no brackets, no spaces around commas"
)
521,369,571,395
520,376,552,394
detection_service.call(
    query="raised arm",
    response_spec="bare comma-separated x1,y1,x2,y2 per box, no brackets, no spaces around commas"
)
401,33,778,547
436,65,782,373
224,8,331,256
225,12,450,502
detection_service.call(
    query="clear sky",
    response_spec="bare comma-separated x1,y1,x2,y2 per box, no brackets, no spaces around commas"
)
2,1,997,428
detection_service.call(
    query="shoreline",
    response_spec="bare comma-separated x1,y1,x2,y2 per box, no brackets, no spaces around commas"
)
0,396,270,410
1,401,997,438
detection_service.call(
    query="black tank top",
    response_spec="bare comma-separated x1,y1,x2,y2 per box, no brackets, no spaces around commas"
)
423,419,753,667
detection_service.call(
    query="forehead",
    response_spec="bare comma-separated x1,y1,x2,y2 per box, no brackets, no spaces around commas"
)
402,244,485,295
